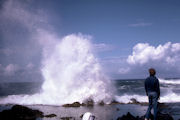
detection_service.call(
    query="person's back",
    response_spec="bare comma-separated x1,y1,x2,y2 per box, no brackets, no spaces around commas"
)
144,68,160,120
145,76,160,98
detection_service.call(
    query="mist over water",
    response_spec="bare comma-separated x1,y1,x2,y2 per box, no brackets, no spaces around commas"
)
0,0,180,106
0,34,114,105
40,34,113,104
114,78,180,103
0,0,114,105
1,77,180,104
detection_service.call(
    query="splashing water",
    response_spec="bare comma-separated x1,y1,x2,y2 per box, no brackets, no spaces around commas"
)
40,34,113,104
0,34,113,105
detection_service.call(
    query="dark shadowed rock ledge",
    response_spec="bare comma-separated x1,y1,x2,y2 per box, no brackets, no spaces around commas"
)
62,102,82,107
117,112,174,120
0,104,176,120
0,105,43,120
60,116,75,120
0,105,57,120
62,99,95,107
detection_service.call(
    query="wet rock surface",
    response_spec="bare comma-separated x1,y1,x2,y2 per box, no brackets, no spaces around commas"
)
0,105,43,120
117,112,139,120
109,100,124,105
62,102,82,107
98,101,105,106
60,116,75,120
117,112,174,120
84,99,94,107
62,99,95,107
44,113,57,118
0,103,177,120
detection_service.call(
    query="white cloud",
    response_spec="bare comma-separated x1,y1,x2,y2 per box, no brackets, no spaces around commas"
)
0,64,20,76
0,0,51,45
127,42,180,65
128,22,152,27
1,0,47,31
124,42,180,78
93,43,114,52
172,43,180,52
4,64,19,76
0,0,54,81
118,67,130,74
26,63,34,69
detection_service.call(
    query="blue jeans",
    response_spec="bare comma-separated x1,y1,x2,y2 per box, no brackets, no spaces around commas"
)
145,92,158,120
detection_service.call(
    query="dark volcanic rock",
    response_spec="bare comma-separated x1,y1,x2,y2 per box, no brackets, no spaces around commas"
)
0,105,43,120
62,102,81,107
60,116,75,120
62,100,95,107
83,99,94,107
129,98,140,104
109,100,123,105
128,98,148,105
44,113,57,118
86,99,94,107
117,112,174,120
117,112,139,120
156,112,174,120
80,114,83,118
98,101,105,106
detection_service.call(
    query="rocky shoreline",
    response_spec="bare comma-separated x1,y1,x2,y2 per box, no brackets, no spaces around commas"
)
62,98,148,108
0,103,176,120
117,112,173,120
0,105,43,120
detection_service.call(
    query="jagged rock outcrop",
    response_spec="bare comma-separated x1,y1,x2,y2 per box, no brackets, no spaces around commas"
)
0,105,43,120
117,112,174,120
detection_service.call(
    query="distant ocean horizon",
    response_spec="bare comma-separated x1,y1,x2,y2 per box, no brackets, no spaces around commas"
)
0,78,180,104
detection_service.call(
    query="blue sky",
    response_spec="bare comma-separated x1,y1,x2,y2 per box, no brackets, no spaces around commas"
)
0,0,180,81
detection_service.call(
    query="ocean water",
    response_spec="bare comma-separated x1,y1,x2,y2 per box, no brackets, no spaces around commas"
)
1,79,180,120
0,82,42,97
114,78,180,103
0,78,180,104
0,35,179,105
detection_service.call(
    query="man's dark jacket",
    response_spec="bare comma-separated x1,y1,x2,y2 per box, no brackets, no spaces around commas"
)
145,75,160,98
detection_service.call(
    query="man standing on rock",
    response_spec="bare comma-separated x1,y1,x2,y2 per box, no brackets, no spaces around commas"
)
144,68,160,120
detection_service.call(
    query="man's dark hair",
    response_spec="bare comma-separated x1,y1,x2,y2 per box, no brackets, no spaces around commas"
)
149,68,156,76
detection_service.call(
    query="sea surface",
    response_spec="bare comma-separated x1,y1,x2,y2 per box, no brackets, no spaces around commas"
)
0,79,180,120
114,78,180,103
0,82,42,97
0,78,180,103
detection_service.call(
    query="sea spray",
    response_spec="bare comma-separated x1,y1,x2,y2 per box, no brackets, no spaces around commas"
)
159,78,180,84
114,78,180,103
40,34,114,104
0,34,114,105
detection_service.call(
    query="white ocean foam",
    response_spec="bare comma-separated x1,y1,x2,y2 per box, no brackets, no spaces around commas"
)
39,34,114,105
115,94,148,103
159,78,180,85
115,92,180,103
0,34,113,105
